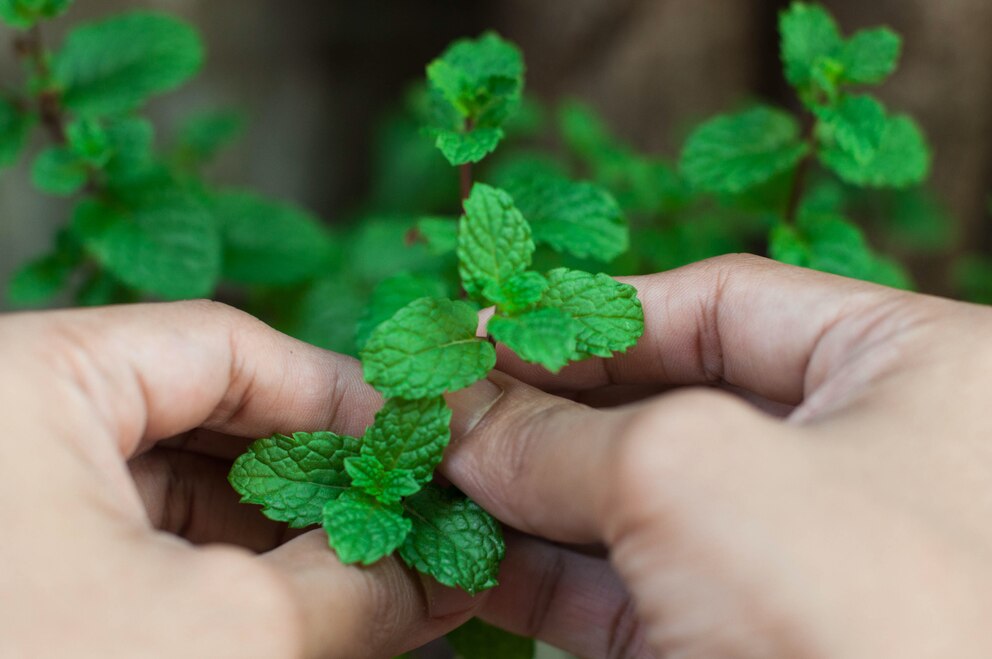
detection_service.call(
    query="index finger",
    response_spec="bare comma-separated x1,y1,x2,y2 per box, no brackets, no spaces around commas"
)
495,254,909,405
0,300,379,458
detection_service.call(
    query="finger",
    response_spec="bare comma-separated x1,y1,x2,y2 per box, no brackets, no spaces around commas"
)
481,533,653,658
129,448,306,552
263,531,487,659
495,254,912,405
0,301,381,458
445,372,781,543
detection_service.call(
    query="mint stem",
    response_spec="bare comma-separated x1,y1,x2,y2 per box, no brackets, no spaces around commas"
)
784,114,816,225
459,118,475,204
15,24,67,145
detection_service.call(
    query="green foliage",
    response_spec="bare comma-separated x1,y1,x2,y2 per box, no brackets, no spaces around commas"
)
361,396,452,484
31,146,87,195
54,12,204,116
173,109,245,168
360,297,497,399
344,456,420,505
323,490,412,565
71,190,221,300
426,32,524,166
818,114,930,188
680,106,809,194
839,28,901,84
355,273,450,350
448,619,535,659
457,183,534,300
228,431,360,528
0,0,70,29
212,191,334,286
488,307,578,373
399,485,505,595
0,97,32,167
482,270,547,314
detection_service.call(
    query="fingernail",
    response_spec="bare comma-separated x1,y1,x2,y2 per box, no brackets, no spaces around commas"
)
420,574,481,619
447,378,503,438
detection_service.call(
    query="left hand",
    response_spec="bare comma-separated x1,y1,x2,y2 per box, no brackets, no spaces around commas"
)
0,301,484,658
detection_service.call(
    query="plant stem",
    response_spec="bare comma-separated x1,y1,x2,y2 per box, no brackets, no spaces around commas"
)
459,118,475,204
784,114,817,225
14,24,67,144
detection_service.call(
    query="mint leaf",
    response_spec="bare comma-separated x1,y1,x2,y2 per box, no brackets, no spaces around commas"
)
457,183,534,300
362,396,452,484
102,116,155,182
488,307,579,373
954,255,992,305
680,106,809,194
779,3,843,89
501,173,628,261
400,485,505,594
6,232,81,307
435,127,503,166
482,271,547,314
416,216,459,256
55,12,204,116
210,190,333,286
426,32,523,126
67,118,112,166
0,0,71,29
70,190,221,300
360,297,496,399
819,114,930,188
542,268,644,359
174,109,245,167
229,431,361,528
356,273,450,351
447,619,535,659
840,28,901,85
344,455,421,505
31,147,87,196
323,490,411,566
0,97,33,168
815,94,886,164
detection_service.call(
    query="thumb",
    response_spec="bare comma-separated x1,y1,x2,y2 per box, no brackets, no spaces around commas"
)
444,372,788,545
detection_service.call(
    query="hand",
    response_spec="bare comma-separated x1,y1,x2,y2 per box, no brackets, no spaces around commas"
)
0,301,484,658
445,254,992,658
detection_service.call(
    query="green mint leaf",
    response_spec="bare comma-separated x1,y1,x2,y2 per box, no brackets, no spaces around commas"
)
6,231,81,307
102,116,155,181
0,97,34,168
769,213,905,287
487,307,579,373
344,455,421,505
75,270,132,307
840,28,901,85
210,190,333,286
323,490,412,566
54,12,204,116
679,106,809,194
360,297,496,399
501,172,628,261
31,147,87,196
482,271,547,315
457,183,534,300
66,118,112,166
779,2,843,89
542,268,644,359
229,431,361,528
400,485,505,595
416,216,459,256
954,255,992,305
434,126,503,166
362,396,453,484
818,114,930,188
0,0,71,29
447,619,535,659
70,189,221,299
814,94,886,164
356,273,450,351
173,109,245,167
426,32,523,127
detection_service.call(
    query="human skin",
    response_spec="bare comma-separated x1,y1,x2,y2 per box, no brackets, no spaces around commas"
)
2,254,992,657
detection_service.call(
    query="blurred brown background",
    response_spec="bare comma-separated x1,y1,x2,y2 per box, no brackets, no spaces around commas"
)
2,0,991,297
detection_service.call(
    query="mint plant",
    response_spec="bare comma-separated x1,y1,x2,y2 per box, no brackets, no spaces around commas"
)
1,1,332,308
229,33,644,601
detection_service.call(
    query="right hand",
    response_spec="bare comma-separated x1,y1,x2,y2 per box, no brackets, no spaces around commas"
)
446,254,992,658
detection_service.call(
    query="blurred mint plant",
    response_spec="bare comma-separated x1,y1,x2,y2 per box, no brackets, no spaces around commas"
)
1,2,333,307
